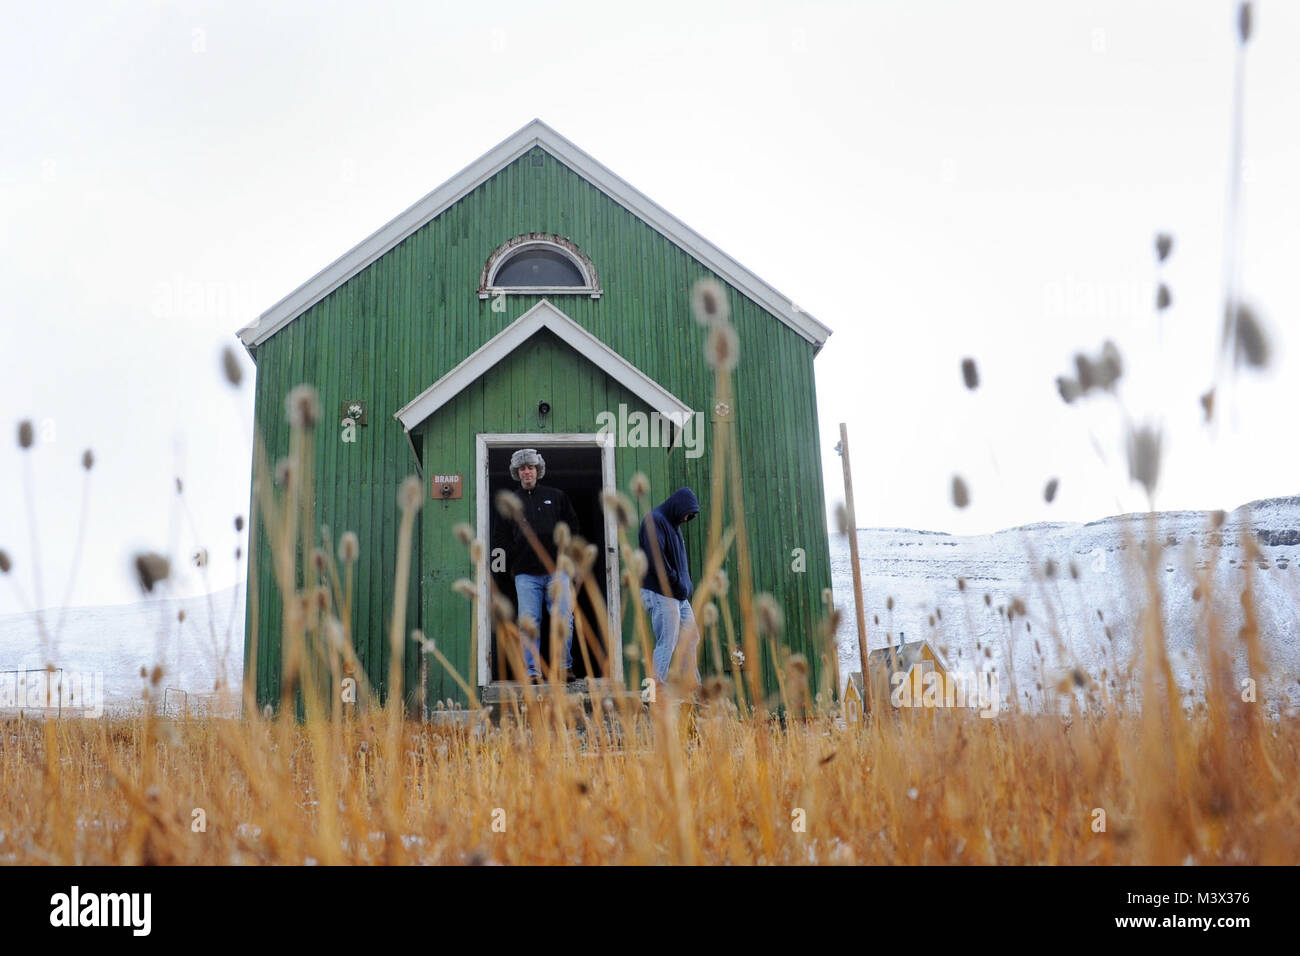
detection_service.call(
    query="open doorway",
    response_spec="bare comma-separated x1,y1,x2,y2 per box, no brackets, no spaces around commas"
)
476,435,620,685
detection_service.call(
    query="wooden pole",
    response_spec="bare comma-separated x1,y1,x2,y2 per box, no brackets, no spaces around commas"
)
839,423,871,716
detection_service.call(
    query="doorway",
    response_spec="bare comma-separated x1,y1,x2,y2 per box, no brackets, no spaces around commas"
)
475,434,621,685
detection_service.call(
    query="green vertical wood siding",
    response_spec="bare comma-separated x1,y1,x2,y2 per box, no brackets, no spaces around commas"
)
244,146,831,710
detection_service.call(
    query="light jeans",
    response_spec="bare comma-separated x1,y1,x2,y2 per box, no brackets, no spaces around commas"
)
514,571,574,676
641,588,701,685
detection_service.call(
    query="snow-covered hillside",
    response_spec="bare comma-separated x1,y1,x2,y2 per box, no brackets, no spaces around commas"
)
0,587,243,716
831,496,1300,714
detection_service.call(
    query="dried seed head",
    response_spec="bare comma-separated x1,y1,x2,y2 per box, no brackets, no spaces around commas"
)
495,490,523,520
556,554,576,579
338,531,359,563
399,476,424,513
1069,561,1079,580
285,384,322,429
1044,558,1057,579
234,515,244,532
1238,1,1252,43
0,550,13,574
624,643,641,662
984,593,991,607
1233,303,1270,368
627,549,648,581
700,603,719,627
134,552,171,593
755,593,784,636
221,345,243,387
580,542,599,573
469,539,485,564
951,475,970,509
553,521,571,549
1074,354,1096,392
1044,477,1059,503
177,609,186,623
17,420,33,450
81,449,94,470
704,320,740,372
1211,509,1226,529
1155,233,1173,262
691,277,729,326
700,675,731,701
452,578,477,600
1200,388,1215,422
599,490,636,528
1126,424,1162,498
175,477,183,494
887,595,894,611
960,357,980,390
491,593,514,625
519,616,540,640
1011,597,1027,618
1156,283,1172,311
834,503,850,536
453,523,475,546
274,458,292,487
314,585,330,613
1056,376,1080,405
150,665,164,686
324,616,345,652
629,472,650,500
713,568,730,597
312,548,329,574
1097,340,1123,389
786,654,808,676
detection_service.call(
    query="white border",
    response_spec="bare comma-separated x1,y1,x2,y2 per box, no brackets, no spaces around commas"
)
475,432,622,686
394,299,692,431
236,119,830,350
481,238,600,299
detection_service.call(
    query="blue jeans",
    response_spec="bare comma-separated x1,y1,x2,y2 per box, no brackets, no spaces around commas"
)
514,572,574,677
641,588,700,685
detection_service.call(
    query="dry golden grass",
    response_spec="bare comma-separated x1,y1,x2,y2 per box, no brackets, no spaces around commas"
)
1,689,1297,865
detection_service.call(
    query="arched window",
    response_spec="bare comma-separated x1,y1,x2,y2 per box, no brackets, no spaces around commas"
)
479,234,601,299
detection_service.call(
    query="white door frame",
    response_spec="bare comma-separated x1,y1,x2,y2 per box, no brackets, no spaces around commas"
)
475,432,621,685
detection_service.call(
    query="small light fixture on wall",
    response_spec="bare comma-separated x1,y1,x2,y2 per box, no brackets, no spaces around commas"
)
538,400,550,417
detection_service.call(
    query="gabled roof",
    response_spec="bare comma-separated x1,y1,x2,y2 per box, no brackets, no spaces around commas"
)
394,299,692,432
866,638,951,675
236,119,831,352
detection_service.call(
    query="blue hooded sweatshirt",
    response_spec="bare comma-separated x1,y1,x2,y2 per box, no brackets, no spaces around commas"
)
638,487,700,601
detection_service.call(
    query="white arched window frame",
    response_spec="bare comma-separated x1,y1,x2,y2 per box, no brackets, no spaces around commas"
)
478,233,602,299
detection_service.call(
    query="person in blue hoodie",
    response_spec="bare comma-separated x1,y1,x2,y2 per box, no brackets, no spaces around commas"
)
638,487,701,688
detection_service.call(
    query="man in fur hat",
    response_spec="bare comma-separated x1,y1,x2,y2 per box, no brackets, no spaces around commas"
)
492,448,581,681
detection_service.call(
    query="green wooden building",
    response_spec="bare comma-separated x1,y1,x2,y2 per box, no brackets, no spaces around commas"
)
236,119,833,710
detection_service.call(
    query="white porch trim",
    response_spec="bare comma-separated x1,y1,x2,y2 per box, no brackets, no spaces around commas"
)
393,299,692,431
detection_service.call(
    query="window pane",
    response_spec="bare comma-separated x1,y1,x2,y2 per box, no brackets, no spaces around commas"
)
494,247,586,287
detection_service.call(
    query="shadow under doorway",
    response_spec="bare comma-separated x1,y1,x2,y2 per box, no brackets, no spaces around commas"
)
487,444,609,681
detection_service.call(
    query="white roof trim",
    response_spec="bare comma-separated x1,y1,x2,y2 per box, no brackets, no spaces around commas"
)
394,300,692,431
237,119,830,351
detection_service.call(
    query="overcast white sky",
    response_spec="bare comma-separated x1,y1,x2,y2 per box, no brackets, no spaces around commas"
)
3,0,1296,611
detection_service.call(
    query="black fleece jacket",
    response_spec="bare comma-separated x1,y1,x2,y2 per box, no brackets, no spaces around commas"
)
491,484,580,577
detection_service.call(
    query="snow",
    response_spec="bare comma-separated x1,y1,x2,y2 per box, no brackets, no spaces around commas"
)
831,495,1300,714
